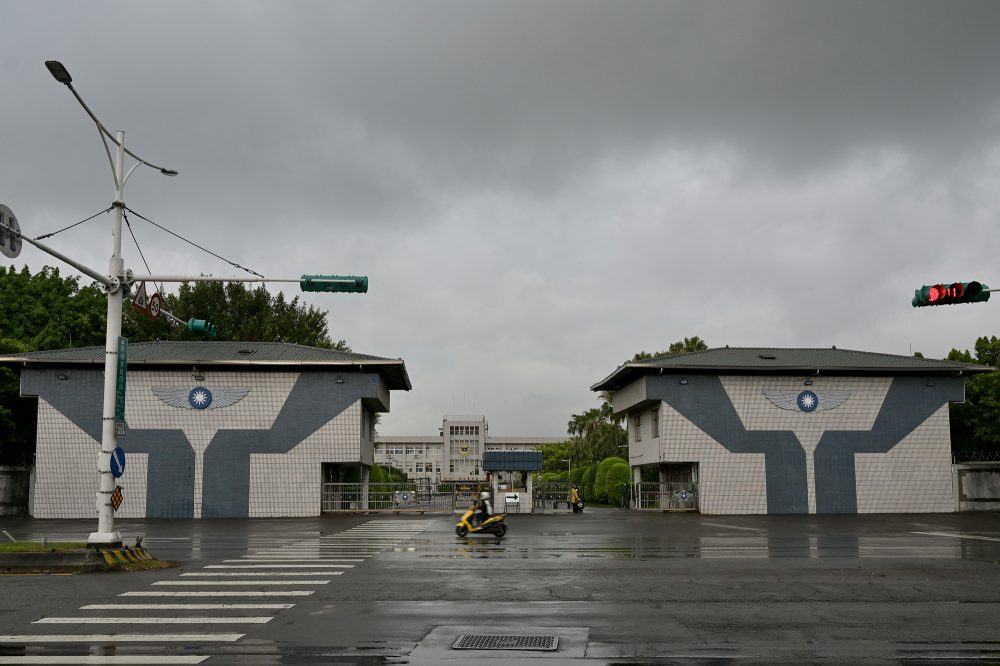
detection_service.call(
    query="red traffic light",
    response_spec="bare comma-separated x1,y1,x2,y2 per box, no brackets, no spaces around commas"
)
913,281,990,307
927,283,965,303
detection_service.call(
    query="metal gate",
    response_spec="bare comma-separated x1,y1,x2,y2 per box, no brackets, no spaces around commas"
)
635,482,699,511
532,481,574,511
320,481,486,513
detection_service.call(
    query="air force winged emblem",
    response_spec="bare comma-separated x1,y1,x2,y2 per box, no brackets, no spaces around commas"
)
763,389,850,413
152,386,251,410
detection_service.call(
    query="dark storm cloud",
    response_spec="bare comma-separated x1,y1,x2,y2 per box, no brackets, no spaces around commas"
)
3,1,1000,435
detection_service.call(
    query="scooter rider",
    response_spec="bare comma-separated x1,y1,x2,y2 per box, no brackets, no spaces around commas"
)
476,491,493,525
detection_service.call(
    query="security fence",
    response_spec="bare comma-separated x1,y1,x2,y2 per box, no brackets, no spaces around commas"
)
533,480,574,511
953,450,1000,464
320,481,489,513
320,481,581,513
634,482,699,511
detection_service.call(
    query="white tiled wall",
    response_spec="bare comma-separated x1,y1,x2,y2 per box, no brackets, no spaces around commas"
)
855,404,953,513
249,402,361,517
653,375,954,514
660,401,768,514
30,370,366,518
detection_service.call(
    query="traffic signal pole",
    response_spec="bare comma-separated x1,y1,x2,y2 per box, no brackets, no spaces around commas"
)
3,61,369,548
91,131,128,546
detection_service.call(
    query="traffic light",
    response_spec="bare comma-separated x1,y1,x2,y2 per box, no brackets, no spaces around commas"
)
912,281,991,307
300,275,368,293
186,318,218,337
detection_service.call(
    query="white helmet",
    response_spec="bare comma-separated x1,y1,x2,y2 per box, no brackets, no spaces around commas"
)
480,491,490,500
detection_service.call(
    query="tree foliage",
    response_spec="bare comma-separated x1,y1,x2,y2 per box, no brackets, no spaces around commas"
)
605,462,632,506
566,403,627,466
0,266,107,350
124,281,348,349
593,456,628,502
632,335,709,361
949,336,1000,454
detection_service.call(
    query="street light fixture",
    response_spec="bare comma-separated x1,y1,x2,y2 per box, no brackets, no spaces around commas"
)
46,60,177,547
561,458,571,479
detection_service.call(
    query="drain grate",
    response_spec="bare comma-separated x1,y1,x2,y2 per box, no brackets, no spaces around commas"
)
452,634,559,651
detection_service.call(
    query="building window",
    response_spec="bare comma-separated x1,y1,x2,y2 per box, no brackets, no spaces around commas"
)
651,408,659,438
633,414,642,442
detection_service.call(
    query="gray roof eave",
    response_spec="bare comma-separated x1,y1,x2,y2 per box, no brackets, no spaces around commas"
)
0,343,412,391
591,348,994,392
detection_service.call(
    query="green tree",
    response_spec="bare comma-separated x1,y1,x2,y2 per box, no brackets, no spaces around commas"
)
568,405,626,465
668,336,709,354
949,336,1000,455
605,462,632,506
582,465,597,503
633,335,709,361
124,281,348,349
538,441,575,474
593,456,628,502
0,266,107,350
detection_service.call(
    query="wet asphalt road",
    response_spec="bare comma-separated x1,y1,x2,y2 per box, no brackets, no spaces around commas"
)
1,508,999,665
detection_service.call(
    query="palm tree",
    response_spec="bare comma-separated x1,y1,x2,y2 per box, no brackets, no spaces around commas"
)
668,336,709,354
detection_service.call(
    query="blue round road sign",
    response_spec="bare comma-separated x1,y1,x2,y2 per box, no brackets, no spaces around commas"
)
110,446,126,478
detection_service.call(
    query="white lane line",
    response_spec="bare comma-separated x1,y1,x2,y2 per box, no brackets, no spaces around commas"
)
180,572,342,577
82,604,294,610
120,591,313,597
701,522,766,532
222,555,364,564
153,580,329,586
35,617,272,625
204,564,353,569
912,531,1000,542
0,634,243,642
0,656,208,664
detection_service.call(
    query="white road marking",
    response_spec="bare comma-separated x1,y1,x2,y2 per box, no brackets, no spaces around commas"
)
34,617,272,625
0,634,243,642
226,558,366,562
0,656,208,664
82,604,294,610
120,591,313,597
912,531,1000,542
203,564,353,569
701,522,766,532
153,580,329,586
181,571,344,576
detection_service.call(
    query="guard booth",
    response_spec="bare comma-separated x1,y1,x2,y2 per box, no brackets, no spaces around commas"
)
483,451,542,514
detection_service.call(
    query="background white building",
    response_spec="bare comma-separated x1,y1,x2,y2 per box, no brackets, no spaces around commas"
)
375,415,564,482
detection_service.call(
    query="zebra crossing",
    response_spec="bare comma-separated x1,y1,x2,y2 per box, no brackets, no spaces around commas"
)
0,518,436,664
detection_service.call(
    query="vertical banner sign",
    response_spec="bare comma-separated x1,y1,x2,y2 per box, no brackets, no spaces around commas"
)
115,336,128,422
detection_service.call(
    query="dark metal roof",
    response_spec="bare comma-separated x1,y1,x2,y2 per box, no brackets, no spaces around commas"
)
591,347,993,392
0,341,411,390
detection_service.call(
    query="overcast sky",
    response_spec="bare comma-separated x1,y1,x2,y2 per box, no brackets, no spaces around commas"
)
3,1,1000,437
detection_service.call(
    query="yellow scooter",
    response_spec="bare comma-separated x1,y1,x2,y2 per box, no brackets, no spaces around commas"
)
456,502,507,537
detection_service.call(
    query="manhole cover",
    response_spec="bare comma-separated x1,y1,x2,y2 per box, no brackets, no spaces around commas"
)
452,634,558,651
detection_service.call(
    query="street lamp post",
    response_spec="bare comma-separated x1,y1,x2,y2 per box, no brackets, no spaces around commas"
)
10,61,368,544
45,61,177,547
562,458,571,479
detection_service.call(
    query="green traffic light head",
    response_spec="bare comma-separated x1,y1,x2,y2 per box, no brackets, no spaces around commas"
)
186,318,218,337
300,275,368,293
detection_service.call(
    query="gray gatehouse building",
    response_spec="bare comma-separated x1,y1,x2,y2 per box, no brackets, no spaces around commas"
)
0,341,410,519
592,347,991,515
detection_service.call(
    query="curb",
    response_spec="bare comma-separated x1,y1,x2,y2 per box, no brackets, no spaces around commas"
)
0,547,152,574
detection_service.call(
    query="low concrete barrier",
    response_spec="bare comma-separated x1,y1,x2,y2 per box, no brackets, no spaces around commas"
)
954,464,1000,511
